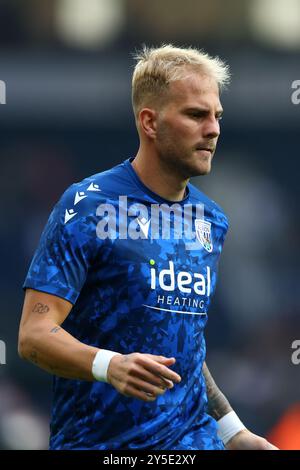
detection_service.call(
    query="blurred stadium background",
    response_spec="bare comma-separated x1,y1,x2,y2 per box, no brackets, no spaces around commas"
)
0,0,299,450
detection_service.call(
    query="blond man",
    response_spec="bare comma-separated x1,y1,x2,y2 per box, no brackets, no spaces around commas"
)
19,45,277,450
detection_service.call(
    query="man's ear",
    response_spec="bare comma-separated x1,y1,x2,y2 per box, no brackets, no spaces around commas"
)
138,108,157,139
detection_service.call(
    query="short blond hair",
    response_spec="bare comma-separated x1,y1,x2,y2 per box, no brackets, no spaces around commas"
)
132,44,230,119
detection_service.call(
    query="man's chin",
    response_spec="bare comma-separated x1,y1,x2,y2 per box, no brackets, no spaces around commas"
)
188,163,212,177
189,154,213,176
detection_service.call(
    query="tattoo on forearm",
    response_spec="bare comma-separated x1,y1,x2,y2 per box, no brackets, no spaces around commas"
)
32,303,50,314
202,362,232,420
29,350,38,364
50,327,61,333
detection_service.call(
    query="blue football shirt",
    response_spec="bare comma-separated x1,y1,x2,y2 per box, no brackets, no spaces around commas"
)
23,157,229,450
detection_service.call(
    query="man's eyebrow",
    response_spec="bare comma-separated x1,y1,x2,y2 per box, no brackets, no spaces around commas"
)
184,107,224,116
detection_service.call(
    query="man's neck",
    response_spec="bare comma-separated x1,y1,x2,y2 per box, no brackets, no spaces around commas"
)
132,150,188,202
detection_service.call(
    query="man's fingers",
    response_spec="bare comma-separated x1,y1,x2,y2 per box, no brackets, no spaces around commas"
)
109,353,181,401
159,377,174,388
146,354,176,365
131,365,174,389
122,384,157,402
139,355,181,383
127,376,167,397
139,355,177,388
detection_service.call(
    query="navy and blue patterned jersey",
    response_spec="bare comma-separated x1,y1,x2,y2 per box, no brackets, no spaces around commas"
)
23,158,229,450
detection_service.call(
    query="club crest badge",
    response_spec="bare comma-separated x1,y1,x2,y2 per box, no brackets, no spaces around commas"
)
195,219,213,252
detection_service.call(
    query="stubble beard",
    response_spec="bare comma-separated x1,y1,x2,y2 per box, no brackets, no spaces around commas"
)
156,137,212,179
155,118,214,178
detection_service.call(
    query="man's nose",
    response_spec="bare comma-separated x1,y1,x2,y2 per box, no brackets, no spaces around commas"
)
203,117,220,139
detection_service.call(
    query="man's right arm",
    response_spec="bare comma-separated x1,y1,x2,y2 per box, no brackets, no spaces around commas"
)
18,289,181,400
18,288,99,381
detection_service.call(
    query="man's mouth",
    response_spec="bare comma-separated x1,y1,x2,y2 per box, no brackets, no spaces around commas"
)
195,146,214,154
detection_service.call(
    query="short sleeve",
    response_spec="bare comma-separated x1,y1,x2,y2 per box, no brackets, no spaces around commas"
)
23,186,97,304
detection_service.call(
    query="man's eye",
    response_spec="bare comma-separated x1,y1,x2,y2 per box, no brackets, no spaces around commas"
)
216,116,223,121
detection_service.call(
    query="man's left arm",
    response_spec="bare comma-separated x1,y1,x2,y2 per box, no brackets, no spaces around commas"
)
202,362,278,450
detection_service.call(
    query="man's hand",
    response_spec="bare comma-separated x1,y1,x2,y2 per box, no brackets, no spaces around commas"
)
107,353,181,402
226,429,279,450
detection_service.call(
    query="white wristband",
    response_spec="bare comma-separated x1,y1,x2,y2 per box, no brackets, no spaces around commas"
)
217,411,246,445
92,349,120,383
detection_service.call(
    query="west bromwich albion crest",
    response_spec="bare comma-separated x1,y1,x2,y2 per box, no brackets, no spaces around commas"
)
195,219,213,252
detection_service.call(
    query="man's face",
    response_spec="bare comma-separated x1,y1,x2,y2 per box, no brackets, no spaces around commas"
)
154,72,223,178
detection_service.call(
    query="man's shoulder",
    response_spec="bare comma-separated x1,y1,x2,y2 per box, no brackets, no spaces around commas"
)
63,159,137,203
54,160,136,226
188,182,229,225
69,159,135,199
